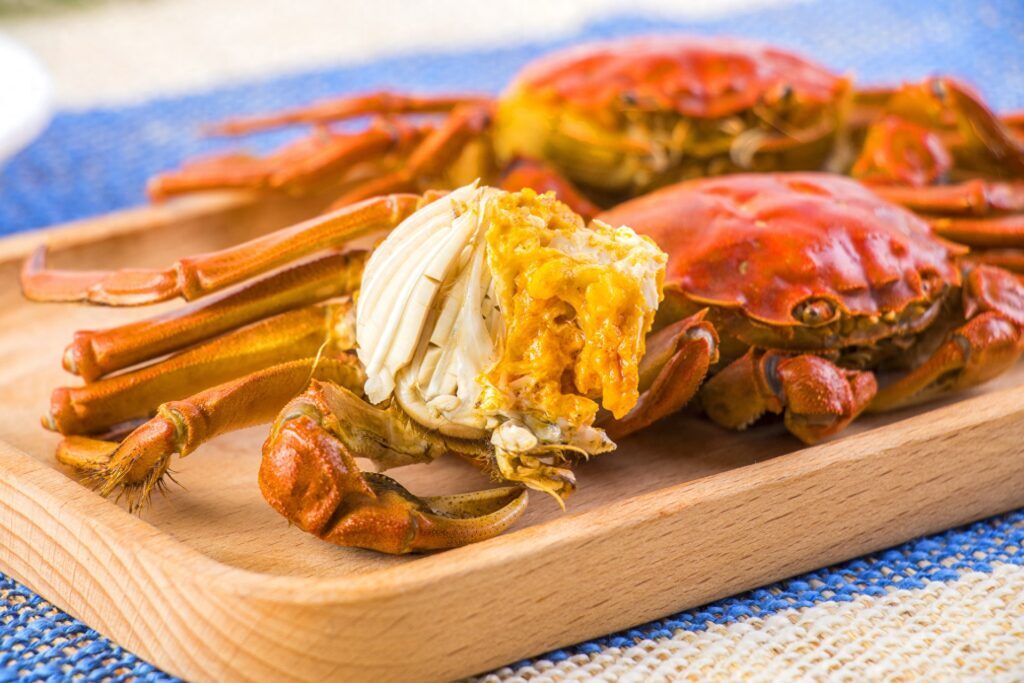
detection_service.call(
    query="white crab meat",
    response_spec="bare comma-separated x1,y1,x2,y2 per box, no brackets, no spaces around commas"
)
355,182,666,493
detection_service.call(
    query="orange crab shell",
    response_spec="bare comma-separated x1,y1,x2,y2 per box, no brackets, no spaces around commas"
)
509,36,849,120
598,173,967,326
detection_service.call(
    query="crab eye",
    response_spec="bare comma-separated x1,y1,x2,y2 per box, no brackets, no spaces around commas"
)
764,83,794,106
792,298,837,326
919,269,944,296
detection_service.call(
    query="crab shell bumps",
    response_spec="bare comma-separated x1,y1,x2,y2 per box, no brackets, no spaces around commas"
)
355,183,666,499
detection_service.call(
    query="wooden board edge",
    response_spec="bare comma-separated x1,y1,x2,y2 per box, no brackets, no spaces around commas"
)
0,192,259,262
0,380,1022,681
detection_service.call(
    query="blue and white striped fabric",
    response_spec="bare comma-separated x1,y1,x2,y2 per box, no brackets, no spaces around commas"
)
2,0,1023,680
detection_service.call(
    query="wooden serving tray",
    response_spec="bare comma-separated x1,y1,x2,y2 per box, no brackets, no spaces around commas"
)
1,194,1023,683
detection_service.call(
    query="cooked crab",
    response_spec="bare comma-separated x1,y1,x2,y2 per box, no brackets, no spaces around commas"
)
21,184,719,554
148,36,849,212
599,173,1024,443
148,36,1024,272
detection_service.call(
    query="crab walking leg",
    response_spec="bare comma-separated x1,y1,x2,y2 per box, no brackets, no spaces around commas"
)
21,193,419,305
57,357,364,508
868,180,1024,216
964,249,1024,275
938,78,1024,175
864,181,1024,250
869,314,1021,411
209,91,490,136
603,311,718,440
260,380,527,554
700,349,878,445
331,103,494,207
1007,112,1024,142
148,120,427,199
928,215,1024,250
64,250,366,381
870,265,1024,411
47,302,353,435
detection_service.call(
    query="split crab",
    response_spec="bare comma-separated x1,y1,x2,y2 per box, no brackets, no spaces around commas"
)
600,173,1024,443
21,184,718,554
148,35,1024,271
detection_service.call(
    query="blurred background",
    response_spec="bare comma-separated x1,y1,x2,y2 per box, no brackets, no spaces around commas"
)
0,0,1022,232
2,0,791,106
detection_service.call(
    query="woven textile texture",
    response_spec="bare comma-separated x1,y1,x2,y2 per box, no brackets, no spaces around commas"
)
1,0,1024,681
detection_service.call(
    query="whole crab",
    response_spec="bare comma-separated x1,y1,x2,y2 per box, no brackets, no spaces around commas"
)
600,173,1024,443
21,184,717,554
148,35,1024,270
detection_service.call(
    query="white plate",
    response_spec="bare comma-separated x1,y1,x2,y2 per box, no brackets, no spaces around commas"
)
0,35,51,166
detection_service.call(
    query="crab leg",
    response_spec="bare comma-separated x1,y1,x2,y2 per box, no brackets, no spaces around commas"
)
148,120,427,199
870,265,1024,410
868,180,1024,215
603,311,718,440
47,302,352,435
928,214,1024,250
867,180,1024,249
331,103,494,207
21,193,419,305
700,349,878,444
56,357,364,510
1006,112,1024,142
209,91,490,136
853,79,1024,175
869,314,1021,411
64,250,366,382
964,249,1024,274
261,379,527,554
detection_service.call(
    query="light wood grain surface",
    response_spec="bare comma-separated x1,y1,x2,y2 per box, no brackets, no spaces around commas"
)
0,197,1022,682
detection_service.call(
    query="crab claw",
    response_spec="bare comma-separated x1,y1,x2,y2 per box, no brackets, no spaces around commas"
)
701,349,878,445
259,380,528,554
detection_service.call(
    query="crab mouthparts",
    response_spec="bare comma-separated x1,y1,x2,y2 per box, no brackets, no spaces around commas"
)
355,182,666,499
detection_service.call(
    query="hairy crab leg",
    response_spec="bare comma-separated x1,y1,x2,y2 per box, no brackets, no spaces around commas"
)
261,379,527,554
870,265,1024,411
331,103,494,207
869,314,1021,411
21,193,420,305
64,250,366,382
602,311,718,440
148,120,428,199
209,91,490,136
56,357,364,511
47,301,353,435
700,349,878,445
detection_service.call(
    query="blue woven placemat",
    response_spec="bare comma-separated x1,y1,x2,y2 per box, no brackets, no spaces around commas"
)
2,0,1023,680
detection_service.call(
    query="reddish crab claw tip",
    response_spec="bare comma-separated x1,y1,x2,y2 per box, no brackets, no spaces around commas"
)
259,405,529,554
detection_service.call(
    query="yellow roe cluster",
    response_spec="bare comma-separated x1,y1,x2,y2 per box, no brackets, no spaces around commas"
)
481,189,666,431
